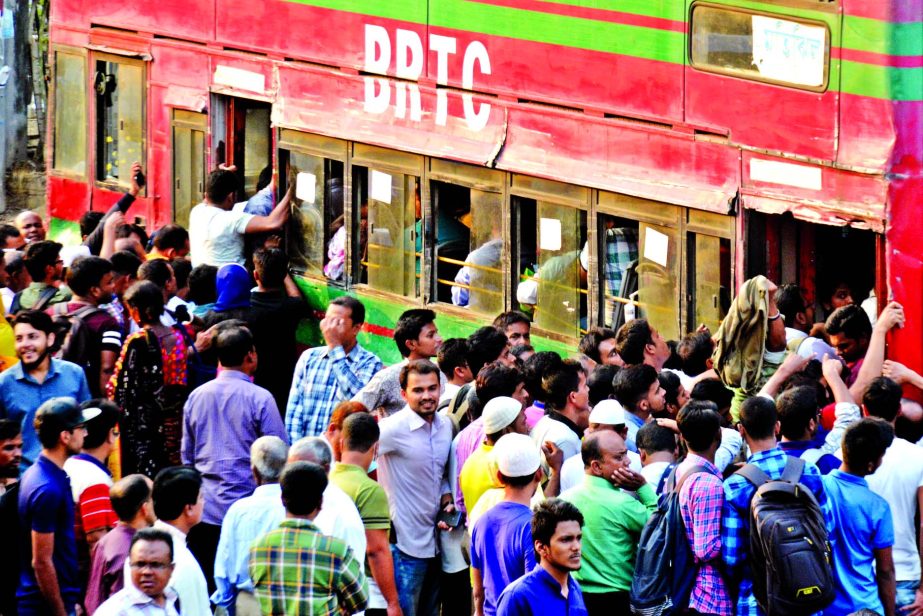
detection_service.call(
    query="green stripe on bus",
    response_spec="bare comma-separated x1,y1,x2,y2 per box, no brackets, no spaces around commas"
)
283,0,427,23
843,16,923,57
841,61,923,102
495,0,684,21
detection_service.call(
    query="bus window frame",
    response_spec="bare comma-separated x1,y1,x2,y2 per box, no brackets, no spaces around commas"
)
427,159,508,316
685,209,736,335
50,46,89,181
510,174,591,345
91,52,148,194
277,129,349,282
349,142,425,304
688,2,833,94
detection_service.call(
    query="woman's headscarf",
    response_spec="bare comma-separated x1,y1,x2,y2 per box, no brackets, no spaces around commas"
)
214,263,252,312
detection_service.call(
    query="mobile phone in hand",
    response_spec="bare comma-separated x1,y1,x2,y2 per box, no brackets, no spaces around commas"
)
135,170,146,188
438,509,462,528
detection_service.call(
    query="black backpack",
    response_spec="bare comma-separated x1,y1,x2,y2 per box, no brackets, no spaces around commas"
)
630,464,709,616
735,457,835,616
50,302,105,368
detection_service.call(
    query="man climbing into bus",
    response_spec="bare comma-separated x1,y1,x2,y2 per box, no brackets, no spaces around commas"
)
189,167,294,268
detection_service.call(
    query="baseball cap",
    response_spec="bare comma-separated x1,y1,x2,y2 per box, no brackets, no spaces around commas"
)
482,396,522,435
34,397,101,431
589,399,626,426
493,433,541,478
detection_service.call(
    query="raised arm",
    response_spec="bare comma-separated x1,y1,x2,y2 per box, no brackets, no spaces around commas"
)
244,181,293,234
850,301,905,400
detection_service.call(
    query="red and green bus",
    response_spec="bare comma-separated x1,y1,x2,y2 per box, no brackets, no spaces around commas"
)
46,0,921,368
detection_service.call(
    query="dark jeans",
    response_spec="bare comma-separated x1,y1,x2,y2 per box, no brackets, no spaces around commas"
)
187,522,222,597
440,569,472,616
583,591,629,616
390,546,441,616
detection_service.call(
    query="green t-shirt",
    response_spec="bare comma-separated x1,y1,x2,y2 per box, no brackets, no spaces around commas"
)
330,462,391,531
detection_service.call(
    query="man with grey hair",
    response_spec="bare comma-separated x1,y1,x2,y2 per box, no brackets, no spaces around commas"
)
288,436,368,572
212,436,289,616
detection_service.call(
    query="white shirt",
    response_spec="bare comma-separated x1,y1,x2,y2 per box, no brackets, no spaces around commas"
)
530,416,582,460
441,382,461,403
559,450,642,494
63,454,114,504
94,585,181,616
188,202,254,267
640,460,673,491
866,437,923,582
315,481,368,566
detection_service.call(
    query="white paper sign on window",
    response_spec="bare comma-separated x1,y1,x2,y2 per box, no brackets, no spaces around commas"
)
539,218,562,251
370,170,393,204
295,172,316,203
751,15,826,87
643,227,669,267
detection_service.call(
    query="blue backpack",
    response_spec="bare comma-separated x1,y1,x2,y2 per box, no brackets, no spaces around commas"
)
630,464,709,616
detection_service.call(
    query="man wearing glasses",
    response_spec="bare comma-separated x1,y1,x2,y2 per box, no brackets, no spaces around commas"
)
95,528,180,616
17,397,100,616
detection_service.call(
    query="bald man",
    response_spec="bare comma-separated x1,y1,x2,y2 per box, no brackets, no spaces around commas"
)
15,212,46,244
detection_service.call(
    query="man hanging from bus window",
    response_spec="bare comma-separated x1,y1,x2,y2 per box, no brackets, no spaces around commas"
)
188,167,294,268
825,301,904,400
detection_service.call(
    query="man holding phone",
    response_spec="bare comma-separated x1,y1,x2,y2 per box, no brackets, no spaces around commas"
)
377,359,454,616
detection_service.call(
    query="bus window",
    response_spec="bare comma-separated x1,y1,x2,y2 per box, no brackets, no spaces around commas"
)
688,233,732,333
598,215,640,329
172,111,207,229
515,197,587,339
690,5,829,90
280,150,344,278
353,166,420,298
433,181,504,315
95,57,144,187
53,51,87,177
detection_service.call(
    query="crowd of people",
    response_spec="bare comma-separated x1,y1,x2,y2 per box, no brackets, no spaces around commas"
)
0,165,921,616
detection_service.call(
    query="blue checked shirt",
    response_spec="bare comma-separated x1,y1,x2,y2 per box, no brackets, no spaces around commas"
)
603,227,638,322
285,343,383,441
722,446,830,616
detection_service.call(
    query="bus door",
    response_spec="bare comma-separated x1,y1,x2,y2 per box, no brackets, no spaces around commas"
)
210,95,273,203
685,0,841,161
172,110,207,228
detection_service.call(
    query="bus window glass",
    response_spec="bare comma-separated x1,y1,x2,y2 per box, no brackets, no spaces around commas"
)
599,215,640,329
242,107,271,199
283,151,344,278
54,52,87,176
691,6,828,89
434,182,503,315
95,59,144,186
689,234,732,333
515,197,587,339
637,222,680,341
353,166,420,298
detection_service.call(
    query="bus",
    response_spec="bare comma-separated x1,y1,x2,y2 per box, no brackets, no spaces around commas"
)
46,0,922,369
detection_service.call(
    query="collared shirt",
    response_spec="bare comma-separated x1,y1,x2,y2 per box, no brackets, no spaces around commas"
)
824,469,894,615
94,584,180,616
353,360,446,418
377,406,453,558
250,518,368,616
603,227,638,310
559,450,642,493
18,281,72,310
17,454,80,611
181,370,288,525
453,417,486,514
285,344,383,441
496,566,588,616
677,454,732,616
624,411,645,453
188,202,254,267
722,446,828,616
560,475,657,593
85,524,136,614
0,359,91,467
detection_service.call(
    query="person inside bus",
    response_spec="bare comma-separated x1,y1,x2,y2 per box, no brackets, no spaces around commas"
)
825,301,905,399
516,243,589,331
188,167,293,268
452,222,503,309
14,211,46,245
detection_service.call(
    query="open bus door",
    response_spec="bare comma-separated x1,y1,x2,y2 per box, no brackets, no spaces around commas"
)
209,95,273,202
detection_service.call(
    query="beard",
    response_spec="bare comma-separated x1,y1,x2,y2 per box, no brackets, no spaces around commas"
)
20,348,50,372
0,463,19,478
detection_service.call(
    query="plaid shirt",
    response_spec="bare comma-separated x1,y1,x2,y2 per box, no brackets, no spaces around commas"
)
678,454,732,616
722,447,829,616
249,518,368,616
285,344,383,441
603,227,638,321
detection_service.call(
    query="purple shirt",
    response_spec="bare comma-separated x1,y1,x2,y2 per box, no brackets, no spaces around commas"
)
84,523,136,614
454,417,485,513
181,370,289,525
470,501,536,616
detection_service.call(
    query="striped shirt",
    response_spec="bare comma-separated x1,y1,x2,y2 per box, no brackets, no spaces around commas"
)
250,518,368,616
285,344,383,441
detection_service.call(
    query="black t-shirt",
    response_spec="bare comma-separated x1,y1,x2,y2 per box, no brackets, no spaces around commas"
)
247,290,310,414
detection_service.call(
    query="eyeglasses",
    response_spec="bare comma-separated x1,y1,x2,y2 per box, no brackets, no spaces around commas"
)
129,561,173,571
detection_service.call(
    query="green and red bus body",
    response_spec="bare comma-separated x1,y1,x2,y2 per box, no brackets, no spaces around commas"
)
47,0,922,368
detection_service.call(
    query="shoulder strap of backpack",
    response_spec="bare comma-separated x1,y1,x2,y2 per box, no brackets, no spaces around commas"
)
674,464,712,493
780,455,805,484
32,286,58,312
657,462,678,494
9,291,21,314
735,463,772,488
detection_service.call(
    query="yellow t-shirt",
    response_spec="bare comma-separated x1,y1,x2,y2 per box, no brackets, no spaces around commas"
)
459,443,500,514
0,317,17,371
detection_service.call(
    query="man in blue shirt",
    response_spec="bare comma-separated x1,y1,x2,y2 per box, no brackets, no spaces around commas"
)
496,498,588,616
722,396,829,616
18,397,100,616
0,310,92,468
824,418,896,616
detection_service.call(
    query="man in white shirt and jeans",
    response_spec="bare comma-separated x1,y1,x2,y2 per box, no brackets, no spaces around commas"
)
864,376,923,614
189,167,292,268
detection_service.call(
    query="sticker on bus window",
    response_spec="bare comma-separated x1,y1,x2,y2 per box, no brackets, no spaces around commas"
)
370,170,393,204
539,218,562,251
296,172,316,203
643,227,669,267
751,15,826,87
